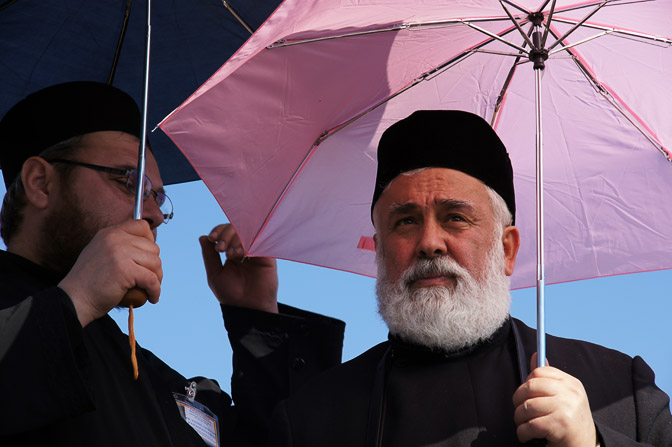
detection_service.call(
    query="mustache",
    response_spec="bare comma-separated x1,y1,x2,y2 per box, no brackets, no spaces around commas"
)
401,256,467,286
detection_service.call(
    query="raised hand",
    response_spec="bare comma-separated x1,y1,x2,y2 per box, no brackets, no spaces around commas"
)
199,223,278,313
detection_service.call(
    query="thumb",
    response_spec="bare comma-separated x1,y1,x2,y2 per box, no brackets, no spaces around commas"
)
199,235,223,282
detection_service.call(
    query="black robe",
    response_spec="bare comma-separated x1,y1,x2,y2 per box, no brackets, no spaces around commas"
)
269,318,672,446
0,250,345,446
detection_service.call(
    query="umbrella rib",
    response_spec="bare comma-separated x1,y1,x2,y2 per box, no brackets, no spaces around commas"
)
537,0,552,13
318,49,494,144
317,77,428,144
473,49,530,57
492,27,534,126
550,0,647,15
548,27,671,162
352,24,524,127
0,0,19,12
461,20,529,54
267,17,513,49
250,142,324,247
551,17,672,44
221,1,255,35
499,0,536,49
547,0,610,51
548,30,612,55
267,24,408,48
501,0,532,15
425,25,524,81
540,0,558,48
108,0,133,85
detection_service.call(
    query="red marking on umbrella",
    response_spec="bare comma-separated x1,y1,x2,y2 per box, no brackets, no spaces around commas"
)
358,236,375,251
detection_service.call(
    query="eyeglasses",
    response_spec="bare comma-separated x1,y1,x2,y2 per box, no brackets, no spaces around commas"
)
48,159,174,223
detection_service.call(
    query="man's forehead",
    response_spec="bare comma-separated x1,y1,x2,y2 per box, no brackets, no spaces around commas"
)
384,167,486,197
373,168,487,223
387,197,477,215
76,131,144,163
78,130,140,146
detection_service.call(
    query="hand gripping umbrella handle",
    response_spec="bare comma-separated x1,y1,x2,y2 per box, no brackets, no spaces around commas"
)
119,287,148,308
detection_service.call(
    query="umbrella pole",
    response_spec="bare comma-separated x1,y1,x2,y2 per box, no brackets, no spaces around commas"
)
125,0,152,381
530,13,548,369
134,0,151,219
534,66,546,368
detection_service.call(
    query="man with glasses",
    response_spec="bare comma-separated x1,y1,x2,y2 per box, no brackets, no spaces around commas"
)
0,81,344,446
47,159,174,222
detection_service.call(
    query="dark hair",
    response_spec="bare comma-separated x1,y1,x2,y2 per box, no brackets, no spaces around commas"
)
0,137,82,245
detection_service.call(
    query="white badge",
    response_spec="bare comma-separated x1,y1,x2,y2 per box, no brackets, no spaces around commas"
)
174,382,219,447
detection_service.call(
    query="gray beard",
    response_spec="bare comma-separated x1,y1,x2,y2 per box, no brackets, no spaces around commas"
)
375,239,511,352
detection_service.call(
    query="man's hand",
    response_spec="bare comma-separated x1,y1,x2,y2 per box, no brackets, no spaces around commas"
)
513,353,597,447
59,220,163,327
199,224,278,313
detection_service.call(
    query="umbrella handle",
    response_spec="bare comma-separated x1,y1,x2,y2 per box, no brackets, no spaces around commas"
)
119,287,148,308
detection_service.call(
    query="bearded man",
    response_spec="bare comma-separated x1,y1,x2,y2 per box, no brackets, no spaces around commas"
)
268,110,672,447
0,82,344,446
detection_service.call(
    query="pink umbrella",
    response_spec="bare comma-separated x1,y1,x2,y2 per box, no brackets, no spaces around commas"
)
160,0,672,358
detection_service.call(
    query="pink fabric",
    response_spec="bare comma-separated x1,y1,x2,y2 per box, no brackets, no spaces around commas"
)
160,0,672,288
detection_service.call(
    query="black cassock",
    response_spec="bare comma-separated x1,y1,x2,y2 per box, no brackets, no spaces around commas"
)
270,318,672,446
0,250,345,446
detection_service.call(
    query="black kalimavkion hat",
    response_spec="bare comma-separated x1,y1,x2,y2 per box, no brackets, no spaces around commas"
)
0,81,142,189
371,110,516,223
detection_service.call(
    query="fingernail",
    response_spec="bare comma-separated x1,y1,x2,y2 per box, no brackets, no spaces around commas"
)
216,241,227,251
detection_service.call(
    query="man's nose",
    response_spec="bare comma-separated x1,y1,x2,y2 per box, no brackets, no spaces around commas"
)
416,220,448,259
142,196,165,231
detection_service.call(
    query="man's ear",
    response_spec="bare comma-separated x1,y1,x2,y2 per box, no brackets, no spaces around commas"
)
502,225,520,276
21,157,57,209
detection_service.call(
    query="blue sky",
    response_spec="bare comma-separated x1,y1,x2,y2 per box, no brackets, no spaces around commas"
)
2,178,669,406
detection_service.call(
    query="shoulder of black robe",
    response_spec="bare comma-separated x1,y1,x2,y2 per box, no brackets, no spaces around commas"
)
0,249,346,446
0,250,208,445
270,317,672,447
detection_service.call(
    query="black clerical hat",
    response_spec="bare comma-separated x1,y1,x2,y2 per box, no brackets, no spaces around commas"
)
0,81,142,189
371,110,516,223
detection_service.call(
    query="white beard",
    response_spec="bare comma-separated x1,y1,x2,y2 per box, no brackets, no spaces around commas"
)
376,238,511,351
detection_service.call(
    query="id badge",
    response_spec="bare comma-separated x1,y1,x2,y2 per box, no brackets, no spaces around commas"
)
174,382,220,447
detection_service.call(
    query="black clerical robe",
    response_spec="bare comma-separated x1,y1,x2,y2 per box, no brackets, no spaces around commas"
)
0,250,345,446
269,318,672,447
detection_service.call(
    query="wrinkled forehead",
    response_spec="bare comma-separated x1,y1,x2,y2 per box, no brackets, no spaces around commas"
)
373,168,488,221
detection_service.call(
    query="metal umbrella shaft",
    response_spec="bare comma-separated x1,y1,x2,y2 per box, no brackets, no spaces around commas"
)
128,0,152,381
534,65,546,369
134,0,151,220
530,13,548,369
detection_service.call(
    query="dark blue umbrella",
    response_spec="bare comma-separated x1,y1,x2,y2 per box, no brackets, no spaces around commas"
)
0,0,281,185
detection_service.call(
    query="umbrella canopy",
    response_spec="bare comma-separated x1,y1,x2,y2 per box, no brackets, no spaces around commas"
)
160,0,672,290
0,0,281,185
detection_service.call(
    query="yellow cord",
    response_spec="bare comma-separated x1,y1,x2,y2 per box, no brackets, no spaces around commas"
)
129,306,139,380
